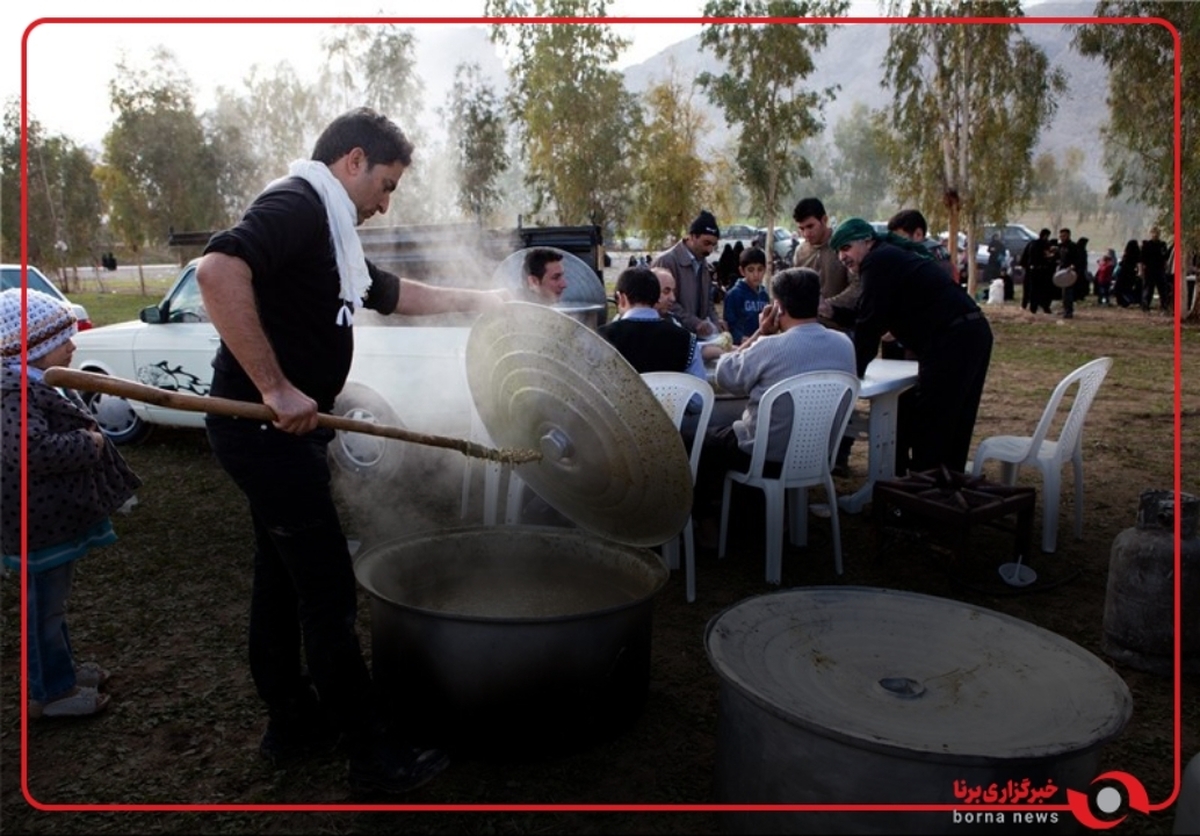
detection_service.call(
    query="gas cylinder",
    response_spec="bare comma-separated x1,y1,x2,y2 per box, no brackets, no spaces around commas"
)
1102,489,1200,676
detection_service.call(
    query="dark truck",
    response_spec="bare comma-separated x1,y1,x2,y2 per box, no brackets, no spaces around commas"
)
168,222,608,319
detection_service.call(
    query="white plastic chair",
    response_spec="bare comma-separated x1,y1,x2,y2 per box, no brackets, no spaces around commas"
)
970,356,1112,553
718,370,860,584
641,372,715,603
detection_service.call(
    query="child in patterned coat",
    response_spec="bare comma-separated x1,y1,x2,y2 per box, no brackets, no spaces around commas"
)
1,288,141,717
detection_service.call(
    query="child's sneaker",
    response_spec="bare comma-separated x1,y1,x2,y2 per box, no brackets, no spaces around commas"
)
30,686,110,719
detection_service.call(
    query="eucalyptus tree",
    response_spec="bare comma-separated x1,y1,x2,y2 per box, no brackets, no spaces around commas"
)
95,48,224,282
829,103,895,222
697,0,849,260
1074,2,1197,315
318,22,431,224
881,0,1064,295
203,95,274,225
321,22,424,127
630,73,712,251
441,62,510,225
208,60,324,211
1029,147,1102,234
483,0,640,231
1,104,102,285
785,137,837,220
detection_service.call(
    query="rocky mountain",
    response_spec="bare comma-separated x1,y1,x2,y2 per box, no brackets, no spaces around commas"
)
412,3,1112,193
618,0,1111,190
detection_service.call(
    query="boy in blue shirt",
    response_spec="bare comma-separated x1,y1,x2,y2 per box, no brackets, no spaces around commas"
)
723,246,769,345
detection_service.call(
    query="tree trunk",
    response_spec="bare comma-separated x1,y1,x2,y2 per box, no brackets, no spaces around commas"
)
1185,243,1199,323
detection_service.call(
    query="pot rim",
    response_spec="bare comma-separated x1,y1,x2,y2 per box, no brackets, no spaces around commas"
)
355,524,669,624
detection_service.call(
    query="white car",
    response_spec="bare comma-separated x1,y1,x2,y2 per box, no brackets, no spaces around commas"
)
69,260,475,481
1,263,93,330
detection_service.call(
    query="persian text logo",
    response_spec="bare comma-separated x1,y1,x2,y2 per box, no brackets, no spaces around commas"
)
952,778,1058,804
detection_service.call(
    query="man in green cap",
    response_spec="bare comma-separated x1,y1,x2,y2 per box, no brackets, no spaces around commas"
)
832,217,993,475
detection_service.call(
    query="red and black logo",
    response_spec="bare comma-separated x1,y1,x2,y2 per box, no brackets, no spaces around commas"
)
1066,771,1150,829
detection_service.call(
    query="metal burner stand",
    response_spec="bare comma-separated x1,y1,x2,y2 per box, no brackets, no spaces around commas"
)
871,467,1036,564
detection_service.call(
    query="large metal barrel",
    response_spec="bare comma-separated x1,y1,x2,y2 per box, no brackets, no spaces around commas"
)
1102,490,1200,675
355,526,668,755
706,587,1132,834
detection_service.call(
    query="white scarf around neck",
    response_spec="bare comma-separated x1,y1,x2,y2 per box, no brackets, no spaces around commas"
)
286,159,371,325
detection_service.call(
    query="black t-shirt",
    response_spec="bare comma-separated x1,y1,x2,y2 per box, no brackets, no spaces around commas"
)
852,241,981,375
1141,239,1169,275
203,177,401,411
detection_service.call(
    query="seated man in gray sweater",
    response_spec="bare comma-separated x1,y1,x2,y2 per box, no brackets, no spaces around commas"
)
692,267,856,545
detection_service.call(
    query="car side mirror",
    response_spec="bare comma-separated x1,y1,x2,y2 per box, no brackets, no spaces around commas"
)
139,305,164,324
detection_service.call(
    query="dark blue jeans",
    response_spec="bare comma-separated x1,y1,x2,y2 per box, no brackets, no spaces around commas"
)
26,561,77,703
206,416,376,744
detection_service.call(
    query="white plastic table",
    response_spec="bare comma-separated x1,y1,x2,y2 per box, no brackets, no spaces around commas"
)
838,358,919,513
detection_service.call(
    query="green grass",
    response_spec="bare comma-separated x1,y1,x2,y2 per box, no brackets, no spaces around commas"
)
76,291,169,327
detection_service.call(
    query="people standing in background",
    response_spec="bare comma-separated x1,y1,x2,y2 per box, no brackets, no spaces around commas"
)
715,243,740,293
1056,228,1079,321
1114,239,1143,309
792,197,857,330
1140,226,1171,313
1021,228,1055,315
1074,237,1091,302
1094,249,1115,306
886,209,955,280
984,233,1007,287
651,211,725,337
723,246,770,346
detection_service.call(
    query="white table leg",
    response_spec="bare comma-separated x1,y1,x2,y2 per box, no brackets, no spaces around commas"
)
838,390,902,514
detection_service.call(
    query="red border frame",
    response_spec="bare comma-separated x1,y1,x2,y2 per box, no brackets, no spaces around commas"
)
15,11,1183,823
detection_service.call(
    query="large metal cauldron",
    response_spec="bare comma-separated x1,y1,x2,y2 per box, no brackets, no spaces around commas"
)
355,526,668,754
706,587,1132,834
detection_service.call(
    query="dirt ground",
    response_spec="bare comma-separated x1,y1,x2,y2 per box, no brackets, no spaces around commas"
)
2,300,1197,834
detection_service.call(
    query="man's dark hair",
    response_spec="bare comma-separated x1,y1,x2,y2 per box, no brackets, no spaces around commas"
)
792,197,827,224
615,266,661,306
311,107,414,168
771,267,821,319
887,208,929,236
739,246,767,268
523,247,564,280
1040,228,1052,238
1059,228,1072,237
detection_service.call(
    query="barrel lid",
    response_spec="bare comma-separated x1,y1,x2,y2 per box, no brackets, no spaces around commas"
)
705,586,1132,762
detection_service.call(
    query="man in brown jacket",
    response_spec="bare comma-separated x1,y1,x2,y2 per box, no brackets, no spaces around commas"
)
651,210,725,337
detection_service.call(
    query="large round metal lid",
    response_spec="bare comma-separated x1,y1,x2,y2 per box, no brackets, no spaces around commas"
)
466,301,693,547
706,586,1132,763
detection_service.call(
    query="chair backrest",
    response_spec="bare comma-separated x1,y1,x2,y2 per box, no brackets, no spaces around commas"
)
746,370,860,483
1027,356,1113,459
640,372,715,481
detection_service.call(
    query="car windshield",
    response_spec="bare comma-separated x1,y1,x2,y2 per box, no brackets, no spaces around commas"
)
163,266,209,323
0,266,65,300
